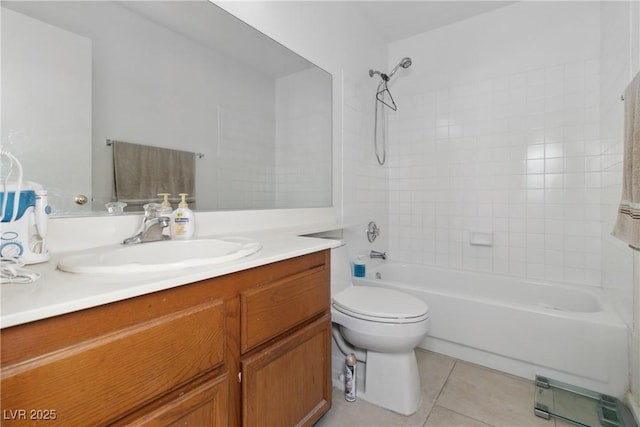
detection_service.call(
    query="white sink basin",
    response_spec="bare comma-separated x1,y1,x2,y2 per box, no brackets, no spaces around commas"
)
58,237,262,274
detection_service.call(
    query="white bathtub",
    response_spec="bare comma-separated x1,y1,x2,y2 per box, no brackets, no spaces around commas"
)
353,262,629,397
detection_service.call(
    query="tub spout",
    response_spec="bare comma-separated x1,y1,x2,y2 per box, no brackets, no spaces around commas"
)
370,250,387,260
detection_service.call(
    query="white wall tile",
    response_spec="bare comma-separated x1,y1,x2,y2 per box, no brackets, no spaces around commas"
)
386,1,605,286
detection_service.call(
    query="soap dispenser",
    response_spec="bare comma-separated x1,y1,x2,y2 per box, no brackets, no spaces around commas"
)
158,193,173,236
170,193,195,239
157,193,173,217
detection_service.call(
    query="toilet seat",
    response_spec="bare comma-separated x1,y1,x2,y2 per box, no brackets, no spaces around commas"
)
332,286,429,324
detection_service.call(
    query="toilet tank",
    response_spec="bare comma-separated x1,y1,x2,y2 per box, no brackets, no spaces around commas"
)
331,243,353,295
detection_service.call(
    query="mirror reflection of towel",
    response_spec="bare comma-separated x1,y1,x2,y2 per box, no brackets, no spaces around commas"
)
112,140,195,208
612,71,640,249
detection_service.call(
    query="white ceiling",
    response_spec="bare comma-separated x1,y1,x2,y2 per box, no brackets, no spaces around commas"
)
348,1,517,43
5,0,518,78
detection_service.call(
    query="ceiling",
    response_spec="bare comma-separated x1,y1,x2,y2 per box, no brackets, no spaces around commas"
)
348,1,517,43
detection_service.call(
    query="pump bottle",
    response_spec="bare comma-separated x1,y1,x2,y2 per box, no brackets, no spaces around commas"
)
157,193,172,216
170,193,195,239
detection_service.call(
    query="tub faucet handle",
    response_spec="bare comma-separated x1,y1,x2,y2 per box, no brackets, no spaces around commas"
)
366,221,380,242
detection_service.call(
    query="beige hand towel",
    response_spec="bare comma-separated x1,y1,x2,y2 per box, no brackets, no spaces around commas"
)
612,71,640,248
112,140,196,208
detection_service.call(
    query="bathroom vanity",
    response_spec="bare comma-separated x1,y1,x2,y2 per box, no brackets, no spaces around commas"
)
0,249,332,426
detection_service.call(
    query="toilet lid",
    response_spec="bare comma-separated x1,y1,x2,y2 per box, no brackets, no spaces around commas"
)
332,286,429,322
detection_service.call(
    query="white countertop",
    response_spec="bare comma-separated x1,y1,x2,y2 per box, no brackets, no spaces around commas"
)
0,231,341,329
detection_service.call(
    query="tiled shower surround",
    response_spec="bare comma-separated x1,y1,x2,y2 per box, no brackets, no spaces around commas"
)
385,2,606,287
387,58,602,285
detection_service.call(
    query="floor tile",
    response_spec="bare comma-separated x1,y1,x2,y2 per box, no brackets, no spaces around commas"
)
314,387,427,427
416,349,456,404
554,417,581,427
424,406,492,427
316,350,456,427
315,351,566,427
436,361,548,427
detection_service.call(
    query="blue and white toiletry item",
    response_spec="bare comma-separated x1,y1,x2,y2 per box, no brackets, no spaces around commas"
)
1,151,51,267
353,255,366,277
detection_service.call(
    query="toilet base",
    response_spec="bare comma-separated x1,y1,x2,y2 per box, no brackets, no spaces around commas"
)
362,350,422,416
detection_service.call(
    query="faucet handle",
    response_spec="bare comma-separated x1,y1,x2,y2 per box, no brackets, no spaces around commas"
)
142,203,162,218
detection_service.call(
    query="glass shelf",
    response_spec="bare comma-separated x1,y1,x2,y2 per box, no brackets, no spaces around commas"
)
534,376,637,427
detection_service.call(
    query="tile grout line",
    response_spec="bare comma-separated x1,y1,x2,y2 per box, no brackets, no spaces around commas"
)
423,358,495,427
422,359,457,426
433,358,458,404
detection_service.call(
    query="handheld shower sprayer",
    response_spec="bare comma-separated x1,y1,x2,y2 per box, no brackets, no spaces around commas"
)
369,56,412,165
387,57,412,80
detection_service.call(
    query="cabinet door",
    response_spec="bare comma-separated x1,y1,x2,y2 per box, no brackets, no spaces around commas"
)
1,299,225,426
242,314,331,427
114,373,229,427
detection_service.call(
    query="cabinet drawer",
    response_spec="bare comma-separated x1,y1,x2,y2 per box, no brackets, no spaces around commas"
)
241,268,329,353
1,299,225,426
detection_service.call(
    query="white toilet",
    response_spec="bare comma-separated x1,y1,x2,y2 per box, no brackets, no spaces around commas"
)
330,244,430,415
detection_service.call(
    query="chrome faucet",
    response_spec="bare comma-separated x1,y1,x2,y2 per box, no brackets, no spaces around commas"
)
370,250,387,260
123,203,171,245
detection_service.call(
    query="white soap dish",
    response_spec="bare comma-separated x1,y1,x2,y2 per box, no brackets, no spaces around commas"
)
470,231,493,247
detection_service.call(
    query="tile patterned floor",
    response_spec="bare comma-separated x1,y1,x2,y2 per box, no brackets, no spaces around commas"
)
314,349,574,427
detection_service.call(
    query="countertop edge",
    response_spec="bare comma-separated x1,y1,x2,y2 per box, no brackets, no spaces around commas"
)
1,233,342,329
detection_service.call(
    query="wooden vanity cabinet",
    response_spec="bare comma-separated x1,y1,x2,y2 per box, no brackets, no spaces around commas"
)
240,254,333,427
0,250,331,427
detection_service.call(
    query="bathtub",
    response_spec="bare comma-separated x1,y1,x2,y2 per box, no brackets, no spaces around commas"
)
353,262,629,397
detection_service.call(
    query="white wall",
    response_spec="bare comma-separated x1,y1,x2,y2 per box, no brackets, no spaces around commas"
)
599,0,640,415
387,2,603,287
600,0,637,327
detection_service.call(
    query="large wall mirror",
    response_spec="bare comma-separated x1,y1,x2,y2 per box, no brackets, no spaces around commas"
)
1,1,332,216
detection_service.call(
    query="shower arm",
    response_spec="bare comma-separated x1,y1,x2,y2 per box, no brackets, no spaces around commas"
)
369,69,390,81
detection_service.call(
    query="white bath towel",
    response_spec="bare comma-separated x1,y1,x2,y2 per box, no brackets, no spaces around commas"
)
612,71,640,249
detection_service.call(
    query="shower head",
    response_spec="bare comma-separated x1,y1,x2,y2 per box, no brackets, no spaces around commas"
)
387,57,412,79
369,57,412,81
399,57,412,68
